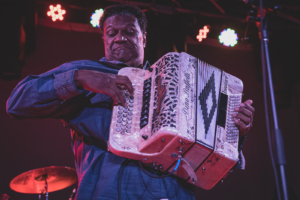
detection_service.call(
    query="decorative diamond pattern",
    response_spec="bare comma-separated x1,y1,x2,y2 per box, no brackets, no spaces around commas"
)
198,72,217,138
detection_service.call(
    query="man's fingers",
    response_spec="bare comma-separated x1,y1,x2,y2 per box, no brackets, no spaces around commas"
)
241,100,255,119
115,75,134,95
234,106,252,118
244,99,253,106
234,118,251,136
232,99,254,136
110,85,127,107
102,88,120,106
233,113,251,125
103,87,126,107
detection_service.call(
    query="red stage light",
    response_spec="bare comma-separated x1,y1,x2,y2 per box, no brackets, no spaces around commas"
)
197,26,210,42
47,4,66,22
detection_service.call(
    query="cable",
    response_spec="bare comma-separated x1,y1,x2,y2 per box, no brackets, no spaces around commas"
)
138,159,181,199
174,159,181,171
138,159,181,179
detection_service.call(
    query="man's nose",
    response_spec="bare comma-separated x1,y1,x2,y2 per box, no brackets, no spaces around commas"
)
114,31,127,43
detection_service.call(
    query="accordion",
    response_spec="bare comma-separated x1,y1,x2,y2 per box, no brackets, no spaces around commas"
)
108,52,243,189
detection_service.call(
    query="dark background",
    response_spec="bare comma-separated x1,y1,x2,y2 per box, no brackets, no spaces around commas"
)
1,1,300,199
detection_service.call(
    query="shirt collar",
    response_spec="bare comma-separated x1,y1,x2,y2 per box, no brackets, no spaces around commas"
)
100,57,151,70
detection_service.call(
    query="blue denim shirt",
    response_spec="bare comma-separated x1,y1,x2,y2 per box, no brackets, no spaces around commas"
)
6,58,196,200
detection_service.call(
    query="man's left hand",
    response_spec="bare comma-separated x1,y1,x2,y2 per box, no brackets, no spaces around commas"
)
232,99,255,136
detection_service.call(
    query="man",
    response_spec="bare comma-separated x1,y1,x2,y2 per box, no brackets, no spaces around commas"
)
7,4,254,200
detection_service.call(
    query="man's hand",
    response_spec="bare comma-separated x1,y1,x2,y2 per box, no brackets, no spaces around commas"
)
74,70,133,107
232,99,255,136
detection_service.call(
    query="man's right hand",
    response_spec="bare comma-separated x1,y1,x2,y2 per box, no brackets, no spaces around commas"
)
74,70,133,107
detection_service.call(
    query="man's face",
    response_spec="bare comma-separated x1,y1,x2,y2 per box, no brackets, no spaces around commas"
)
103,15,146,68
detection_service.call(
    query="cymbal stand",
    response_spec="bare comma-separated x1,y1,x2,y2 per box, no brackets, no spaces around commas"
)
38,176,48,200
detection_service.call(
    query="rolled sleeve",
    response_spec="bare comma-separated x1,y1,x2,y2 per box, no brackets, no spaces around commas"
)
54,69,83,100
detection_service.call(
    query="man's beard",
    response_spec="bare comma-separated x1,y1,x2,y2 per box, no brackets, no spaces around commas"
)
109,47,136,63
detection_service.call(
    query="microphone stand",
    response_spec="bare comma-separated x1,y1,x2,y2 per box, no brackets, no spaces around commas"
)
258,0,291,199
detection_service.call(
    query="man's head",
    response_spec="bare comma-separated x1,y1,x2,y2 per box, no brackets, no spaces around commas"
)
100,4,147,68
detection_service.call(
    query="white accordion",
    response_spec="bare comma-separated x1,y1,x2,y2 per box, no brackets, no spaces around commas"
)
108,52,243,189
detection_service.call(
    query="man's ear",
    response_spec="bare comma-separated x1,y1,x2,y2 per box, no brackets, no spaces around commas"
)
143,32,147,48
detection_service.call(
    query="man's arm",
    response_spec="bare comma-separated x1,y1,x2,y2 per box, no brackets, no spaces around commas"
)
6,61,132,119
74,69,133,106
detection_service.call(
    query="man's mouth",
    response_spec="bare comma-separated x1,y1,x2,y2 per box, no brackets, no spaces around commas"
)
113,46,131,51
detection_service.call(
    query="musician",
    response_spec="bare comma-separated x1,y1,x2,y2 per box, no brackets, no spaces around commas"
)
6,4,254,200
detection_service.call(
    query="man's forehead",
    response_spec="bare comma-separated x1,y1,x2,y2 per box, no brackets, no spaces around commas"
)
104,15,139,29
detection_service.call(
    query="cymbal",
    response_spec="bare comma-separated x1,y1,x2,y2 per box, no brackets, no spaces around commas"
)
10,166,78,194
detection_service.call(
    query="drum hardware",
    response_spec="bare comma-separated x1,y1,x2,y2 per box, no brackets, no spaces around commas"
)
9,166,78,200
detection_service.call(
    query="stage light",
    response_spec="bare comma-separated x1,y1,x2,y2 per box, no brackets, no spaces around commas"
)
90,9,104,28
47,4,66,22
196,26,210,42
218,28,238,47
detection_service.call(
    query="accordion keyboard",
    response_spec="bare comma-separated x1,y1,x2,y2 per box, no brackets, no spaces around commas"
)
227,95,241,144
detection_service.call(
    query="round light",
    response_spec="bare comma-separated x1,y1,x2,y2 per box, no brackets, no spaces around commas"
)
90,8,104,28
218,28,238,47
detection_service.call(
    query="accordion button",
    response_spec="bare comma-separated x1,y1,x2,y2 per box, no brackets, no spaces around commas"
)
126,129,131,133
144,79,150,84
129,103,134,107
121,131,125,135
116,124,121,127
116,128,121,132
141,110,148,116
129,107,133,111
123,118,127,121
143,89,150,95
122,122,126,126
129,99,134,103
117,115,122,118
141,115,147,121
128,116,132,120
118,111,122,114
127,120,132,124
128,112,133,116
126,124,131,128
140,120,147,127
118,106,123,110
142,134,148,140
143,93,150,99
143,103,149,108
145,83,151,88
123,113,127,117
130,96,134,99
117,119,122,123
121,126,126,130
123,109,128,113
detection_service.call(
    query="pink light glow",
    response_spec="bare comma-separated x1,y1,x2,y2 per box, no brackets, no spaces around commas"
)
197,26,210,42
47,4,66,22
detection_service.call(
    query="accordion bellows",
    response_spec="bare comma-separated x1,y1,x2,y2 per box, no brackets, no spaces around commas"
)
108,52,243,189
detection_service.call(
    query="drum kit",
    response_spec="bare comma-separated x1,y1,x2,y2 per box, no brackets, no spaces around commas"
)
2,166,78,200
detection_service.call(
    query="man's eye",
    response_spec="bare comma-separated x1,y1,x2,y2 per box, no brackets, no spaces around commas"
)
127,29,136,34
107,31,116,36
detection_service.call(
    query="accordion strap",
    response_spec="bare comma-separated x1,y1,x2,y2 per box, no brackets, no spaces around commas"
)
72,130,108,152
181,158,197,184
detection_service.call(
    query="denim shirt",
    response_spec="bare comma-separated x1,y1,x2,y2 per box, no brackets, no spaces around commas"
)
6,58,196,200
